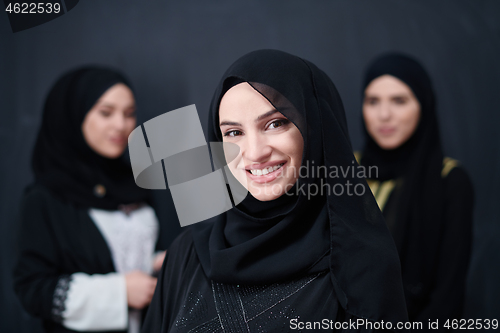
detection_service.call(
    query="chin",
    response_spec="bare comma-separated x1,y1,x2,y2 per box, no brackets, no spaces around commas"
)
98,148,125,159
375,138,402,150
249,184,287,201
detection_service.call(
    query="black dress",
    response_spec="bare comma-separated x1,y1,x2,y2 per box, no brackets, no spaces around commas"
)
359,53,474,327
365,158,473,322
13,67,156,333
14,185,127,333
142,50,408,332
142,229,348,332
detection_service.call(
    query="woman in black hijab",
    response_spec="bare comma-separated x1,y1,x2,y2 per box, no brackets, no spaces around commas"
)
142,49,408,332
358,53,474,327
14,67,165,333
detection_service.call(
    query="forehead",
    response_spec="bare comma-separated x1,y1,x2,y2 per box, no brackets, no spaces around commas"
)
219,82,274,120
95,83,135,105
365,75,413,96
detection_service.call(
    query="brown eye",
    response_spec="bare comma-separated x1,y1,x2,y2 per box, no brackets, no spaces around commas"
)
268,119,289,129
125,110,136,118
224,130,242,137
100,110,112,117
393,97,407,105
364,97,378,106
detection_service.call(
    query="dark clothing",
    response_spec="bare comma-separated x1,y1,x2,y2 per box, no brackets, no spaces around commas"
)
360,53,474,328
143,50,408,332
371,165,473,323
142,229,379,333
13,185,127,333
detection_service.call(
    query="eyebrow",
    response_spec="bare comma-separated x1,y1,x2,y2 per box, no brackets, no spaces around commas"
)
219,109,279,127
98,103,136,109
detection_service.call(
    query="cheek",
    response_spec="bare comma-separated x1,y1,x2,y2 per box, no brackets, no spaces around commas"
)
282,131,304,168
400,106,420,135
82,117,101,146
125,118,137,136
363,108,377,132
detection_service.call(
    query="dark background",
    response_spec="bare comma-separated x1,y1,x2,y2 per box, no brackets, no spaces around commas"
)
1,1,499,331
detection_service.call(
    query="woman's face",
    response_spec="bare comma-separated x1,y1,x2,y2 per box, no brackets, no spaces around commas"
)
363,75,421,150
219,82,304,201
82,83,136,159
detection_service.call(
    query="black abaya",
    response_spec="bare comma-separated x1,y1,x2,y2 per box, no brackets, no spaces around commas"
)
142,50,408,332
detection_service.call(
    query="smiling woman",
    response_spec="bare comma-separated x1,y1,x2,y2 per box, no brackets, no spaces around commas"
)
82,83,137,159
219,82,304,201
142,50,408,332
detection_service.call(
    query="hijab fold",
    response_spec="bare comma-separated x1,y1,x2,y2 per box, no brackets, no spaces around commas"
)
32,67,148,210
192,50,408,324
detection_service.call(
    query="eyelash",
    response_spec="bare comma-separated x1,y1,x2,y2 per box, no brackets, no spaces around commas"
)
223,118,290,137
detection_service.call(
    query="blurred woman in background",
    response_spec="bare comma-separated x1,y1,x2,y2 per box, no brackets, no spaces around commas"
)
13,67,165,333
357,53,474,326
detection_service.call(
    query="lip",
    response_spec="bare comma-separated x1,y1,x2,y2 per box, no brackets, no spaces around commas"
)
378,127,396,136
245,161,287,184
109,137,127,145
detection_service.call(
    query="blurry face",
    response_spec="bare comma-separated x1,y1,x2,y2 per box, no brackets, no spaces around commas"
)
363,75,421,150
219,82,304,201
82,83,136,159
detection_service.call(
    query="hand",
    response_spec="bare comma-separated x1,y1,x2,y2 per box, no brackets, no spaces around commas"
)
124,271,157,309
152,251,166,272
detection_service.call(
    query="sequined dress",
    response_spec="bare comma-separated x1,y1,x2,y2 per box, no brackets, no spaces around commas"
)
141,229,357,333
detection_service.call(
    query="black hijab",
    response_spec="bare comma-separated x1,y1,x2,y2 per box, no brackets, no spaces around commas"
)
32,66,149,210
360,53,445,316
192,50,408,324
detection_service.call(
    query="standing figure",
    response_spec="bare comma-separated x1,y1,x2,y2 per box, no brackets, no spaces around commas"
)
14,67,165,333
359,53,474,326
142,49,408,332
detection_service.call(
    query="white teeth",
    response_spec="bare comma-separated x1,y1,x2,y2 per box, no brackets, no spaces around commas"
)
249,163,284,176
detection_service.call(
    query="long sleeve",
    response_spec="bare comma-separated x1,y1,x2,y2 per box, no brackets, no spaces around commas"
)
13,188,65,321
415,167,474,322
62,272,128,331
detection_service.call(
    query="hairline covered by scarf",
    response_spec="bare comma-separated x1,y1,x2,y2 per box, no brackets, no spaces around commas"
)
32,66,149,210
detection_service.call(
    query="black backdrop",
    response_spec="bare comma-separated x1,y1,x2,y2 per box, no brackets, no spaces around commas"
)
1,1,499,332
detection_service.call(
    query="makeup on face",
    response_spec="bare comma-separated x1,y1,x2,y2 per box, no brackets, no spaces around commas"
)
82,83,137,159
219,82,304,201
363,75,421,150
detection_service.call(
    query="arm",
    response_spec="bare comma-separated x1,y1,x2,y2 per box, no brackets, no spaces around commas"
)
62,273,128,331
13,188,64,321
415,167,474,321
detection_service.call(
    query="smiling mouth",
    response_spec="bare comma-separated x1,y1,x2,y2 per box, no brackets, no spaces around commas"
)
247,163,284,176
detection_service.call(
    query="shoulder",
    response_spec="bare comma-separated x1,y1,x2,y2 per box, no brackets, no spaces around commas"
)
441,159,474,209
21,183,72,206
168,228,195,252
441,158,473,191
20,184,61,211
165,228,199,273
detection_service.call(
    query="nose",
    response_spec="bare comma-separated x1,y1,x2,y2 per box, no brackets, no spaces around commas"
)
378,102,392,121
112,112,127,131
241,131,272,163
